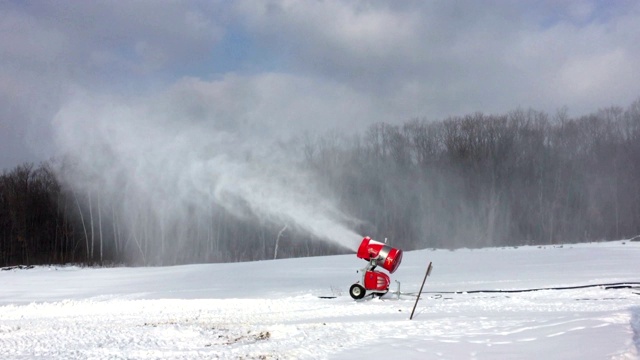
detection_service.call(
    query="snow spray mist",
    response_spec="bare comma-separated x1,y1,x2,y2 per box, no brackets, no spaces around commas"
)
52,91,363,264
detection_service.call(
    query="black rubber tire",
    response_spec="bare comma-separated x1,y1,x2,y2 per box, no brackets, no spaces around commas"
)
349,284,366,300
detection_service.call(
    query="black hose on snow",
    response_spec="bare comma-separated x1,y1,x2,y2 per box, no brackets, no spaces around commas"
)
420,282,640,295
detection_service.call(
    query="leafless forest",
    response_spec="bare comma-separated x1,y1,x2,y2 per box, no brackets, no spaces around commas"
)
2,99,640,267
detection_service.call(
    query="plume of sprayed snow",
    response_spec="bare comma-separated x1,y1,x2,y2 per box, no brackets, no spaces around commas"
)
52,88,363,261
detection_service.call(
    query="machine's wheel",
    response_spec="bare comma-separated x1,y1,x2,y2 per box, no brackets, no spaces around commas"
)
349,284,366,300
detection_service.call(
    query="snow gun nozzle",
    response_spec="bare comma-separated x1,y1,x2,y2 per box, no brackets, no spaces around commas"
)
356,236,403,274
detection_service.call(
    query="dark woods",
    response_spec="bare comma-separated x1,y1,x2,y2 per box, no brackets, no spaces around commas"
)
2,99,640,267
313,102,640,251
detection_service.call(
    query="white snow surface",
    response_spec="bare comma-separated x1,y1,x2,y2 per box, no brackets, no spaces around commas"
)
1,240,640,359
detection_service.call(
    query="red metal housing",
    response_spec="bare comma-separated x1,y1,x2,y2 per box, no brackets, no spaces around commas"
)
363,270,390,291
356,237,403,274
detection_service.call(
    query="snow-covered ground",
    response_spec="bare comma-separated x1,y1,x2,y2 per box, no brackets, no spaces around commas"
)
1,240,639,359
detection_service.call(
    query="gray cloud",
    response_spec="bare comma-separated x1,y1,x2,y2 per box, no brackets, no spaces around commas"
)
0,1,224,170
2,0,640,170
13,1,223,77
235,0,640,118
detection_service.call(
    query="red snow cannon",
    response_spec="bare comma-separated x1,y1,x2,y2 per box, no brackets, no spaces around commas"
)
349,237,403,300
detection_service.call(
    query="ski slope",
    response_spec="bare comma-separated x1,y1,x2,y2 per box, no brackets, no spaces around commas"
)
1,240,639,359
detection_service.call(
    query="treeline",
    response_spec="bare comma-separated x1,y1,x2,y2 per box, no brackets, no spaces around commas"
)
308,101,640,250
0,163,77,266
1,99,640,267
0,162,347,267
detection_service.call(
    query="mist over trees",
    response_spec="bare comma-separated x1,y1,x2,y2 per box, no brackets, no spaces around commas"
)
2,98,640,267
309,101,640,250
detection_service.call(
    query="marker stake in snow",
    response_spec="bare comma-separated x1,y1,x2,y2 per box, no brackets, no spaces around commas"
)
410,261,433,320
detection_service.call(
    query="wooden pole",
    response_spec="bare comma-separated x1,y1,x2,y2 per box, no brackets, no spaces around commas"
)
410,261,433,320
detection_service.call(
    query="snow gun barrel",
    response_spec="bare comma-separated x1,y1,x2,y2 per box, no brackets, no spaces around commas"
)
356,237,403,274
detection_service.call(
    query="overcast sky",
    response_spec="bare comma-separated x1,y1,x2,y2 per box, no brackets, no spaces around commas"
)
1,0,639,170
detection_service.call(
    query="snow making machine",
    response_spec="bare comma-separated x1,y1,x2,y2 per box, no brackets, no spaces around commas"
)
349,236,403,299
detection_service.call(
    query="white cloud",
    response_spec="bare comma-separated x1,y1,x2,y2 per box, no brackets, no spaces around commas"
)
566,1,596,23
146,72,393,139
0,1,226,168
234,0,640,118
2,0,640,170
